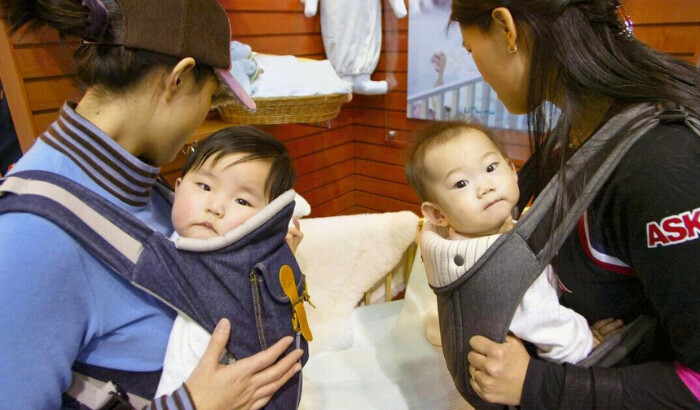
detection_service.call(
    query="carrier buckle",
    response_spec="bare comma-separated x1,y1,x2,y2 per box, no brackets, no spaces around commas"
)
279,265,314,341
98,388,134,410
655,103,688,124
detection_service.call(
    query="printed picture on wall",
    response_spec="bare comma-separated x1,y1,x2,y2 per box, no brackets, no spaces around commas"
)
406,0,528,130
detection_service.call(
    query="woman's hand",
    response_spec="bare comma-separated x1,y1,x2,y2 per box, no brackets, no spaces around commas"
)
186,318,304,410
467,334,530,406
285,218,303,254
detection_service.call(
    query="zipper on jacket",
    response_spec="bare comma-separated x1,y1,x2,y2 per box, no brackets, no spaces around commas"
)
250,270,268,349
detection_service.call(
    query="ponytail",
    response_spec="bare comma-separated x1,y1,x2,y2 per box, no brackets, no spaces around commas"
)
0,0,102,40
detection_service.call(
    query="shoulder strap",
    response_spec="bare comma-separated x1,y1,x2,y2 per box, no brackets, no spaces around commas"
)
518,102,700,271
0,171,150,274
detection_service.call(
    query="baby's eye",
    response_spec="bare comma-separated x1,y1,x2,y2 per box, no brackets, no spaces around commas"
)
454,180,468,189
486,163,498,172
235,198,251,207
197,183,211,191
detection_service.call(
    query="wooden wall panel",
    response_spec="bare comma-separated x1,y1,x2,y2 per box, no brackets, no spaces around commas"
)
295,159,354,193
625,0,700,64
624,0,700,25
15,45,76,79
302,175,354,212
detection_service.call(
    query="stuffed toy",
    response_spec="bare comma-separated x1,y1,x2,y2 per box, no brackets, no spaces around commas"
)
229,41,261,96
301,0,407,95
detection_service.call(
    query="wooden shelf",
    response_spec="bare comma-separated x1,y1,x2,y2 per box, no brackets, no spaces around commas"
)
189,115,234,144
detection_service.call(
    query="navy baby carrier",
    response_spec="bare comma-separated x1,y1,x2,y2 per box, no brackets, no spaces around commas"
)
0,170,312,409
425,103,700,409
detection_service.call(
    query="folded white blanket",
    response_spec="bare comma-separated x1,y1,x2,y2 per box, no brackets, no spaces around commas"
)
252,55,352,97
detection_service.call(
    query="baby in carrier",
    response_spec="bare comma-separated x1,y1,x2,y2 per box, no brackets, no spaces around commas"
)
156,125,306,397
405,122,621,363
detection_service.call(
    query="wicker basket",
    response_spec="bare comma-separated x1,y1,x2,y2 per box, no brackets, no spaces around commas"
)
217,93,349,125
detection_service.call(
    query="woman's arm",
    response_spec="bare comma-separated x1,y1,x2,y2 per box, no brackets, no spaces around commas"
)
0,217,97,408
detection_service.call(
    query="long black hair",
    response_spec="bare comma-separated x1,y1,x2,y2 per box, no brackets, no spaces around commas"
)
0,0,213,95
451,0,700,222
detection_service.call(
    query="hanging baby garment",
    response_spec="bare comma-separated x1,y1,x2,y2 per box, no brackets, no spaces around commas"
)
0,170,312,410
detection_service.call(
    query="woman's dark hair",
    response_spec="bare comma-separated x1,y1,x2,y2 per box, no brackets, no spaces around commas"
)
182,126,296,202
405,121,509,202
0,0,214,95
451,0,700,224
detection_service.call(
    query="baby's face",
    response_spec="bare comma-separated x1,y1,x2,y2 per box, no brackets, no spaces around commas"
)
423,129,519,237
172,153,271,239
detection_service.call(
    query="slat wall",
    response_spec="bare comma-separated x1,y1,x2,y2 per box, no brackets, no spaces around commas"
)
1,0,698,216
625,0,700,65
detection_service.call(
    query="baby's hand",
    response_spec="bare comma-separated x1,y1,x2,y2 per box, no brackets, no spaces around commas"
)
286,218,303,254
591,318,624,346
431,51,447,74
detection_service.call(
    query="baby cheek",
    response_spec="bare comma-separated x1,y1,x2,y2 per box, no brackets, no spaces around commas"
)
170,202,190,232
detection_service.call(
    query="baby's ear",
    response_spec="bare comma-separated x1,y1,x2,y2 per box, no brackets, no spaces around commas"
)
174,177,183,193
421,202,450,227
508,159,518,182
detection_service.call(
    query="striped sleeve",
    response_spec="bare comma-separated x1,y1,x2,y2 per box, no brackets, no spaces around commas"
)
143,385,195,410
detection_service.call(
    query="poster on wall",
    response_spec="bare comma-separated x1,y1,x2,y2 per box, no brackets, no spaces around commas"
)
406,0,528,130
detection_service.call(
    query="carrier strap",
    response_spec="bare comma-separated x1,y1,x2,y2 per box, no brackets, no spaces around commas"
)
0,175,143,263
576,315,657,368
522,103,700,267
66,371,150,409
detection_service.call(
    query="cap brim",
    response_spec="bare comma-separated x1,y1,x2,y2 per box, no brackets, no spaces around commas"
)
215,68,256,110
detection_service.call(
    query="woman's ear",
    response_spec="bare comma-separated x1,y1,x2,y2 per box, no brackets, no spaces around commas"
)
164,57,197,101
491,7,518,51
421,202,450,227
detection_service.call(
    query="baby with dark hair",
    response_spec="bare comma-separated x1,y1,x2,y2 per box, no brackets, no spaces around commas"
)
157,125,305,396
405,122,620,362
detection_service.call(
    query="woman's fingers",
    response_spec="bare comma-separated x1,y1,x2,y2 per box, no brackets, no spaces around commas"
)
466,335,529,405
251,360,303,409
247,345,303,409
467,348,487,371
236,335,296,375
199,318,231,369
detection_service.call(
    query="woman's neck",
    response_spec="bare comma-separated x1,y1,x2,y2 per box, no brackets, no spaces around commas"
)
569,96,614,148
75,88,156,158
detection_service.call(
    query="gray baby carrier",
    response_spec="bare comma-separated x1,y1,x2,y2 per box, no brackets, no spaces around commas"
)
0,170,312,410
423,103,700,409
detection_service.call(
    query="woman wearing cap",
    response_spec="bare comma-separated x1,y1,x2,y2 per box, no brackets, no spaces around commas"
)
451,0,700,408
0,1,302,409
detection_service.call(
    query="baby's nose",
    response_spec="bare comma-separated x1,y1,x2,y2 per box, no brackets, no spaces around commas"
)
207,200,226,216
